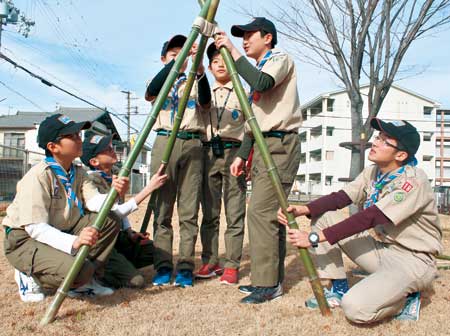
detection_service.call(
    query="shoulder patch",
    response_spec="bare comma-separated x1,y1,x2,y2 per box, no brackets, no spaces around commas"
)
401,181,414,193
393,191,406,203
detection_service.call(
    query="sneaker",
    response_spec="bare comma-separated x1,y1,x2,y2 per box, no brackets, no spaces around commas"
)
68,278,114,298
196,264,223,279
305,288,342,309
14,269,45,303
152,267,172,286
220,268,238,285
240,283,283,304
395,292,421,321
174,269,194,288
238,284,257,294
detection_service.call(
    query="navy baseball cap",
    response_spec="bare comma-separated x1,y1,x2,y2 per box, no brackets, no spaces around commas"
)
370,118,420,156
37,113,91,149
161,34,187,57
231,17,277,45
80,133,113,167
206,42,220,63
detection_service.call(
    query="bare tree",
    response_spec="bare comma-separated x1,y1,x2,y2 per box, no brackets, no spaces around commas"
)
250,0,450,179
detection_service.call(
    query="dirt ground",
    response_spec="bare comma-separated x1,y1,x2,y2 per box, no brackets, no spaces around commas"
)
1,201,450,336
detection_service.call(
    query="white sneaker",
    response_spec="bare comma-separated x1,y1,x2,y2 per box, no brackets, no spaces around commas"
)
68,278,114,298
14,269,45,303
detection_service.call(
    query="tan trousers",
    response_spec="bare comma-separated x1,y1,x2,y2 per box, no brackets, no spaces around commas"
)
311,210,438,323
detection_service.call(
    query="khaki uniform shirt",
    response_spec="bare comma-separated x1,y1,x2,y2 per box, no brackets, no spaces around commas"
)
245,48,302,134
3,161,100,231
343,165,442,255
204,81,245,142
153,78,205,133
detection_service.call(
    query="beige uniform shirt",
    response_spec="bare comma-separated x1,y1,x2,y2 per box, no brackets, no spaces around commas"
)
204,81,245,142
153,78,205,133
343,165,442,255
245,48,302,134
3,161,99,231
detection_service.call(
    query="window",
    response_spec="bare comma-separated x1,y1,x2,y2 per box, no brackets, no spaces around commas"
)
423,155,433,161
423,106,433,119
299,132,307,143
326,127,334,136
300,153,306,164
326,99,335,112
325,176,333,186
2,132,25,158
310,149,322,162
326,151,334,160
423,132,433,141
310,126,322,138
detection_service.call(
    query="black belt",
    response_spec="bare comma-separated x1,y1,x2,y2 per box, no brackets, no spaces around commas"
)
262,131,297,139
156,129,201,140
203,141,241,149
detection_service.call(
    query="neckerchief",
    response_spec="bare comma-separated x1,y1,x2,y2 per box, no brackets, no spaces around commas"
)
363,160,416,209
170,73,187,124
248,50,272,105
45,157,84,216
97,170,112,185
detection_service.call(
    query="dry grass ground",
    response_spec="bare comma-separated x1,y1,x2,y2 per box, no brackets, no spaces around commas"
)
1,201,450,336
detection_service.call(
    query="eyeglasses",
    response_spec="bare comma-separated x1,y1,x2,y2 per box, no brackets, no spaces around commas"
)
56,132,82,142
373,135,401,150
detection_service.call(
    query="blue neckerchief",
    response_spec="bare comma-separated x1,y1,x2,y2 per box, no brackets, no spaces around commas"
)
45,157,84,216
170,73,187,124
248,50,272,105
363,161,416,209
97,170,113,184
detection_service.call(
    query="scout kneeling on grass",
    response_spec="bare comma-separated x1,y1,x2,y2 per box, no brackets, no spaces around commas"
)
80,133,167,288
278,118,442,323
2,114,130,302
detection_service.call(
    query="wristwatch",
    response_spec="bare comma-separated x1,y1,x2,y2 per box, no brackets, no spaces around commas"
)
308,232,320,248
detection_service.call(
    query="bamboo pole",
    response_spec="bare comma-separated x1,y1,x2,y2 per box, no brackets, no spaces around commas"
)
218,44,331,316
39,0,213,325
437,254,450,261
140,0,219,234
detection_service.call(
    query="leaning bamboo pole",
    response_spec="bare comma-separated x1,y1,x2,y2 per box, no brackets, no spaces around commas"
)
139,0,219,234
217,41,331,316
39,0,213,325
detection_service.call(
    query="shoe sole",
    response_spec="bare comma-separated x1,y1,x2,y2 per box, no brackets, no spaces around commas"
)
240,295,283,304
220,279,238,285
174,283,193,288
195,273,217,279
238,288,254,294
152,282,171,286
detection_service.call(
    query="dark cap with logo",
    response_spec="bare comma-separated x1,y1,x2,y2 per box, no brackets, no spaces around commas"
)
80,133,113,167
161,34,187,57
37,113,91,150
206,42,220,63
231,17,277,46
370,118,420,156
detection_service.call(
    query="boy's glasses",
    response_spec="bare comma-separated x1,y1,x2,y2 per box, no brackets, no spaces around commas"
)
373,135,401,150
56,132,82,142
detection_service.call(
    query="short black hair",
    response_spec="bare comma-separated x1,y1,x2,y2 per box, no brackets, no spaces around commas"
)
260,30,276,48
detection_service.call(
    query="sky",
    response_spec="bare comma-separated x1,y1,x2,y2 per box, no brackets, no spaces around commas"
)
1,0,449,141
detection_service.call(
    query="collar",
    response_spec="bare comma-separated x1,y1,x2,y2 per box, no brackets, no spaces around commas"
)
212,80,233,92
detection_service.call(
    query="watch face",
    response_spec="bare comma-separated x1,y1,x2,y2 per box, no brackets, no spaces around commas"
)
309,232,319,243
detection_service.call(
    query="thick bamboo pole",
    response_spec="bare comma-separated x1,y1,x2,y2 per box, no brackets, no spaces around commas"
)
218,45,331,316
39,0,213,325
140,0,219,234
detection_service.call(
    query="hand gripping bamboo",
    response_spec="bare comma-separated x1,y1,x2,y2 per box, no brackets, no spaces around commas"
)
40,0,213,325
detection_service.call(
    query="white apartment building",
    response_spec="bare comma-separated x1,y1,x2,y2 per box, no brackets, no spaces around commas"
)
296,84,439,196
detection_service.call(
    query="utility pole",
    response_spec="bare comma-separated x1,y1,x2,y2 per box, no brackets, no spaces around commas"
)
121,90,131,149
0,0,34,49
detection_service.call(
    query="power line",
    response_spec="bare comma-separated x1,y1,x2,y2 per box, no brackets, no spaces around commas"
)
0,79,45,111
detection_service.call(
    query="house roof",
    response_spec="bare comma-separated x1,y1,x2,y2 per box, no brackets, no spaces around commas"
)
301,84,440,110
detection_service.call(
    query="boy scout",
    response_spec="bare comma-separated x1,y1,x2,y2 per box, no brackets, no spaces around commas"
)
145,34,211,287
278,118,442,323
2,114,128,302
81,133,167,288
196,43,246,285
215,17,302,303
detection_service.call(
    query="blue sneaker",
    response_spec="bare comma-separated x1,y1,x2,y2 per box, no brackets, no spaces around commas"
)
395,292,421,321
152,267,172,286
305,288,343,309
174,270,193,288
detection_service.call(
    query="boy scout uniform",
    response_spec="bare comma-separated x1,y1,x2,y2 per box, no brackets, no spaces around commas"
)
3,162,120,289
200,80,246,269
150,74,206,273
245,48,302,287
86,170,153,287
311,164,442,323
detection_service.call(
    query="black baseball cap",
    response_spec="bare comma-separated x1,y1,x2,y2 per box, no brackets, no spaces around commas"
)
37,113,91,150
80,133,113,167
206,42,220,63
231,17,277,45
161,34,187,57
370,118,420,156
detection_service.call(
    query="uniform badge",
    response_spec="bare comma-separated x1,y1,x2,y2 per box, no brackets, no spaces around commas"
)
393,191,405,203
187,99,196,109
58,115,72,124
401,182,414,192
231,109,239,120
90,135,103,144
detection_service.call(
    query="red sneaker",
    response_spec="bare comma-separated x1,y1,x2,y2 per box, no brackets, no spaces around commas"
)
196,264,223,278
219,268,238,285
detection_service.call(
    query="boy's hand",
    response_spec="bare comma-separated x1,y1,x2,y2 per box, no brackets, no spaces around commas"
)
147,164,168,192
287,229,311,248
73,227,98,250
112,175,129,198
277,205,310,225
230,157,245,177
190,43,205,75
127,229,150,242
215,31,241,61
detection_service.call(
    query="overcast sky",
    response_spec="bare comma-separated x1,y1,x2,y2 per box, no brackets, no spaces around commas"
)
1,0,449,140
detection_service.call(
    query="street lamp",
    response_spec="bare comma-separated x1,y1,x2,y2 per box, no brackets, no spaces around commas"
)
0,0,34,48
